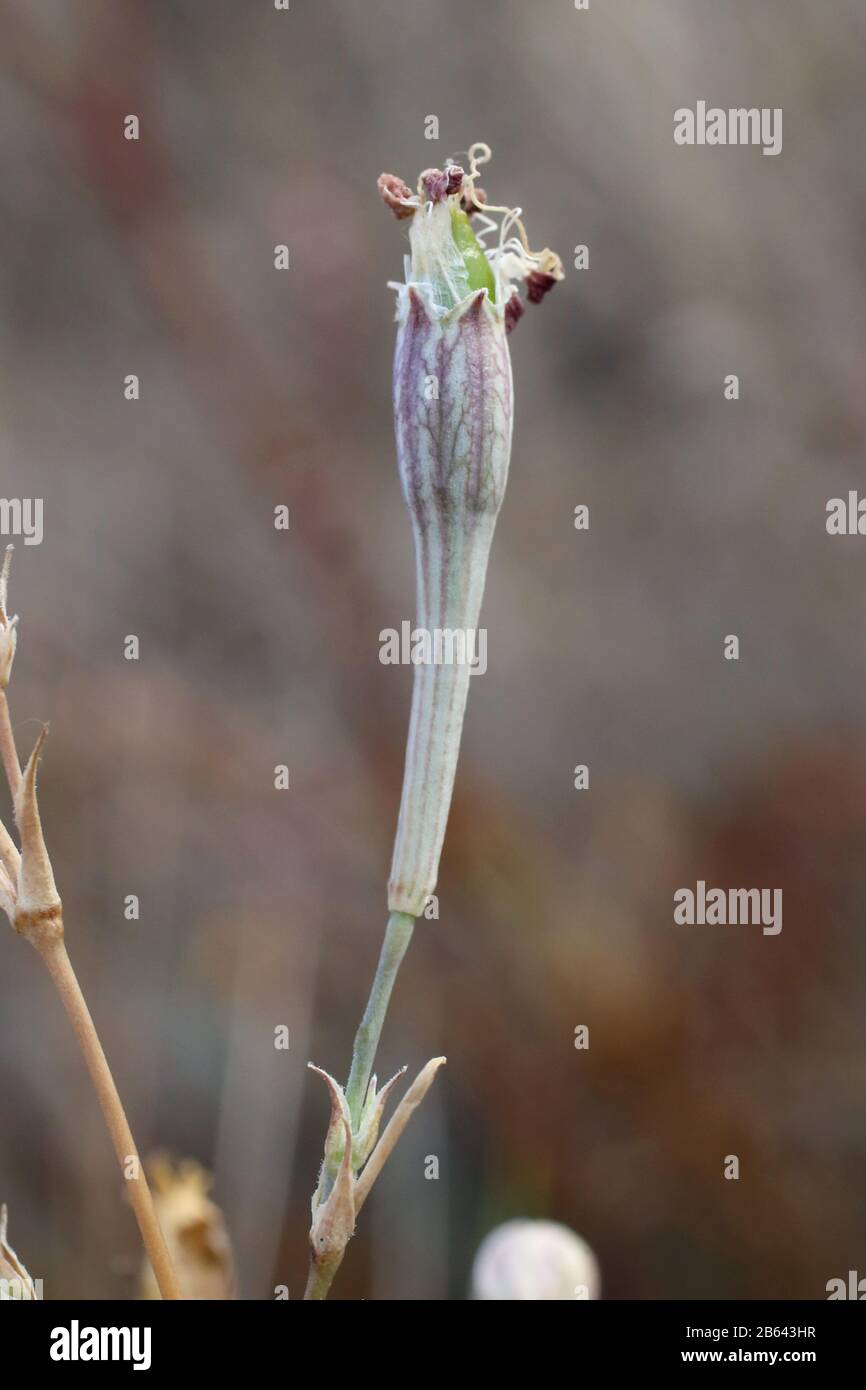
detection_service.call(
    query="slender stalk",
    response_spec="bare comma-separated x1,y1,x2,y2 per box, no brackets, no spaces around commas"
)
344,911,415,1126
38,938,182,1300
304,1251,344,1301
0,692,21,802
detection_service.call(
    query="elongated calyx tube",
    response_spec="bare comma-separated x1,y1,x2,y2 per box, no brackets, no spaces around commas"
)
381,147,563,917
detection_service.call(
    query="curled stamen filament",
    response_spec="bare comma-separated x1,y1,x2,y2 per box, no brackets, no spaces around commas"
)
459,145,564,283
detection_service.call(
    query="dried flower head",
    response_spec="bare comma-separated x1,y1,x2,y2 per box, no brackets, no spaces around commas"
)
379,142,563,330
139,1157,235,1300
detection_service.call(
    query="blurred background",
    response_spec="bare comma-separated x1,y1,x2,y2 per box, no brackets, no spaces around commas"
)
0,0,865,1299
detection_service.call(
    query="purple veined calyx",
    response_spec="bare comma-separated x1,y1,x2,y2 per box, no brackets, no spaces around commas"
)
379,143,564,917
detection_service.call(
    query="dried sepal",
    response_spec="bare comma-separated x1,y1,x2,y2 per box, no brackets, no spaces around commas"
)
13,726,63,947
0,1204,39,1299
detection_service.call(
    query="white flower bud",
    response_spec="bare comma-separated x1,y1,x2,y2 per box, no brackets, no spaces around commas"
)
471,1219,601,1301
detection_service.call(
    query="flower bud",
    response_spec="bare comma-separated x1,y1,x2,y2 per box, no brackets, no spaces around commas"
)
471,1219,600,1301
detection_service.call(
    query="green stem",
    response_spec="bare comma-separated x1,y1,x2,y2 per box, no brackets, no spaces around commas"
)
344,911,415,1127
304,1251,345,1301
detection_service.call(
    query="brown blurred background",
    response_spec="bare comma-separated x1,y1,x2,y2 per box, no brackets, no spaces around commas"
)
0,0,865,1299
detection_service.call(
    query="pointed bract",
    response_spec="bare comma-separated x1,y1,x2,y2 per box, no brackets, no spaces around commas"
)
13,726,63,946
309,1116,355,1271
307,1062,353,1207
354,1065,407,1170
355,1057,446,1213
